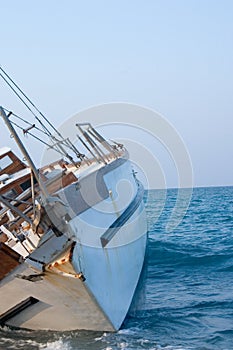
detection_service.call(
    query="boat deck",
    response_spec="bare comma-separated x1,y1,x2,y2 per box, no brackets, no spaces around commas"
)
0,261,114,331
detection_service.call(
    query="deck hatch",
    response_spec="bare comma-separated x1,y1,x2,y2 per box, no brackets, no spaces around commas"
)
0,296,39,326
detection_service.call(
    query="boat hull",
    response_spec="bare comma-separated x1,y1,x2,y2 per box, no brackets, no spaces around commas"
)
0,158,148,331
72,203,148,330
0,205,147,331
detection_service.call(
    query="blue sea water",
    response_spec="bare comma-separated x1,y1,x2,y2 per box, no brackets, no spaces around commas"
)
1,186,233,350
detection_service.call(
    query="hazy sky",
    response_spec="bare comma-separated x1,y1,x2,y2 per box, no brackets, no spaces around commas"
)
0,0,232,188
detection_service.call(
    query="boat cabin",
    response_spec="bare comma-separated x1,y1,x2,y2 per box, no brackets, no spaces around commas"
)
0,148,78,280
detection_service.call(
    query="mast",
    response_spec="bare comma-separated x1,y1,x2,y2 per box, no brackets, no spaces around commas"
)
0,107,49,199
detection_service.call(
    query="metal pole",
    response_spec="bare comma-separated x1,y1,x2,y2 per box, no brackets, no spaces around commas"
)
0,107,49,198
0,195,33,225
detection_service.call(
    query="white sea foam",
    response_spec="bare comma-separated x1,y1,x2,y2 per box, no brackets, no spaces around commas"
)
94,331,109,341
39,339,71,350
118,327,139,335
157,346,192,350
117,341,129,348
0,336,45,349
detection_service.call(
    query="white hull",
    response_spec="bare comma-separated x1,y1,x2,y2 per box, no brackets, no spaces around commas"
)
0,157,147,331
72,205,147,330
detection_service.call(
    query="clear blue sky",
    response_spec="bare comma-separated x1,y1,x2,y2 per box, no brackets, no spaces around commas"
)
0,0,232,188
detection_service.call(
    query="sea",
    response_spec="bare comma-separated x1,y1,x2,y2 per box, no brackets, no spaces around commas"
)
0,186,233,350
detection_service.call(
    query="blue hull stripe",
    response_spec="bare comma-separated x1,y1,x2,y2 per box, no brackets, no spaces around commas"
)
100,182,144,247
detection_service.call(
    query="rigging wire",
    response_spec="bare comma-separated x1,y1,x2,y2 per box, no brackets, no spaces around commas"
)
3,107,51,136
9,120,67,158
0,68,85,162
0,70,52,137
0,66,67,141
6,109,84,160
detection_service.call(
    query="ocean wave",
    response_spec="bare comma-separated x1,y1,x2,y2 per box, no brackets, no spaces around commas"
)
147,239,233,269
0,327,72,350
2,187,233,350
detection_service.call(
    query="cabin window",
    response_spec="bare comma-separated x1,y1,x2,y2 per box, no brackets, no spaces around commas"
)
20,177,37,191
20,179,31,191
0,156,12,171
